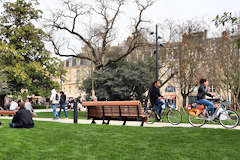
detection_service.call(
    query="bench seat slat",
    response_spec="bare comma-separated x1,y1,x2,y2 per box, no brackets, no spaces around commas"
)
0,110,16,115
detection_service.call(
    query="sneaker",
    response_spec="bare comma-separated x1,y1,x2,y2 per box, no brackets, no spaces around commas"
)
65,118,68,120
207,116,214,121
155,119,163,122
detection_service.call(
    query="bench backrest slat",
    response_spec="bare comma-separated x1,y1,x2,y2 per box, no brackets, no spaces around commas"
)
84,101,146,120
82,101,141,106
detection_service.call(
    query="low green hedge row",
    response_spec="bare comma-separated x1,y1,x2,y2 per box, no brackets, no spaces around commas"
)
32,104,47,109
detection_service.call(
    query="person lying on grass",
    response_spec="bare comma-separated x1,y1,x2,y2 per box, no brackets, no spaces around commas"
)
9,102,34,128
0,121,5,128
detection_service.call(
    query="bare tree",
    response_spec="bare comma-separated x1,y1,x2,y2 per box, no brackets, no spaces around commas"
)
171,20,208,108
47,0,155,69
212,31,240,110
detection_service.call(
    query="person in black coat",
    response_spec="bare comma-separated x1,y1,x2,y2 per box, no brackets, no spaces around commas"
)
149,81,165,121
9,102,34,128
58,91,68,119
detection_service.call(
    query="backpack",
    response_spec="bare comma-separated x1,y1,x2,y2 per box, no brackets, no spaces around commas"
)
55,94,59,101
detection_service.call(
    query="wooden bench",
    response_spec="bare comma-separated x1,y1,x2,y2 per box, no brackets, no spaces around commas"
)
0,110,16,116
82,101,147,126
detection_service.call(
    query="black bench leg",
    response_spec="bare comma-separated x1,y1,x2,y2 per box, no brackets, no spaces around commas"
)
106,119,110,125
91,118,96,124
140,119,144,127
102,120,106,124
123,120,127,126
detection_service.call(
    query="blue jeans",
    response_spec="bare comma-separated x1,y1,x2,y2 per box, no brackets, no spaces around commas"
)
154,99,165,119
9,123,14,128
51,104,59,119
197,99,215,116
58,104,67,118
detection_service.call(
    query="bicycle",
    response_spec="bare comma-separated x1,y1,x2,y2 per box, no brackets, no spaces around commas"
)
188,100,239,129
144,101,182,125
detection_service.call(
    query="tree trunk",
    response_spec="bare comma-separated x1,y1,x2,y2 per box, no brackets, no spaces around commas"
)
182,94,188,109
233,94,237,111
0,94,6,107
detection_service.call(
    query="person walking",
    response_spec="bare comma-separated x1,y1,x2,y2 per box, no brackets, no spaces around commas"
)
58,91,68,119
50,89,59,120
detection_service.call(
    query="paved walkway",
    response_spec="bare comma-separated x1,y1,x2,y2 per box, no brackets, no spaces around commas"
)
1,116,239,130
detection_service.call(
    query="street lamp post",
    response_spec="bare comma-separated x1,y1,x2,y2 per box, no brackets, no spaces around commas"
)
91,55,95,97
155,24,159,81
151,24,161,81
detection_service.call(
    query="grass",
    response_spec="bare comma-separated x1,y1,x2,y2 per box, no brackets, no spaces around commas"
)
0,119,239,160
36,111,87,119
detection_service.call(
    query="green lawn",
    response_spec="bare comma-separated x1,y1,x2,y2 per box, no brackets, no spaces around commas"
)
0,119,239,160
36,111,87,119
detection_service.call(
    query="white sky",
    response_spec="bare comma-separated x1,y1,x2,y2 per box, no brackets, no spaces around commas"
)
37,0,240,39
38,0,240,23
35,0,240,59
2,0,239,59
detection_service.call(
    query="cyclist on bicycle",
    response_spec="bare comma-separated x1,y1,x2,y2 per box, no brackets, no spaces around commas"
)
196,78,216,120
149,81,164,121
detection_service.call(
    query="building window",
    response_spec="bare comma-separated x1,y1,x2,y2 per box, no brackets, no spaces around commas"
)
72,58,76,66
209,85,216,92
66,60,69,67
165,86,176,92
69,87,71,94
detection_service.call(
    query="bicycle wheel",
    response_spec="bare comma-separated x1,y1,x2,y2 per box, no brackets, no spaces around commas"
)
167,109,182,125
188,111,206,127
219,110,239,129
145,110,158,124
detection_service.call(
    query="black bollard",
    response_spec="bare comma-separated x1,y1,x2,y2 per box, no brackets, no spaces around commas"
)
73,100,78,124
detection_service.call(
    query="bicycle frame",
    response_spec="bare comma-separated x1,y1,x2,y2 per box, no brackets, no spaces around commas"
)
190,101,232,121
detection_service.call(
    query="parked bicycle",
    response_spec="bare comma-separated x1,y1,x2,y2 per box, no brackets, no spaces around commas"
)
188,100,239,129
144,101,182,125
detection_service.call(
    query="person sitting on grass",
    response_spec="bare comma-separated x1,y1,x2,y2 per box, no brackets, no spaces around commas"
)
9,98,18,111
77,98,87,112
0,121,5,128
9,102,34,128
25,99,37,117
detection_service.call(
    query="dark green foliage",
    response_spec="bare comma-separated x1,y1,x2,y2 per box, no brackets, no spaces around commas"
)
82,59,154,101
32,104,46,109
0,0,63,97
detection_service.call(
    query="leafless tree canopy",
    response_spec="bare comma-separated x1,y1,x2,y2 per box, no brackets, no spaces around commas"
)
47,0,155,69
